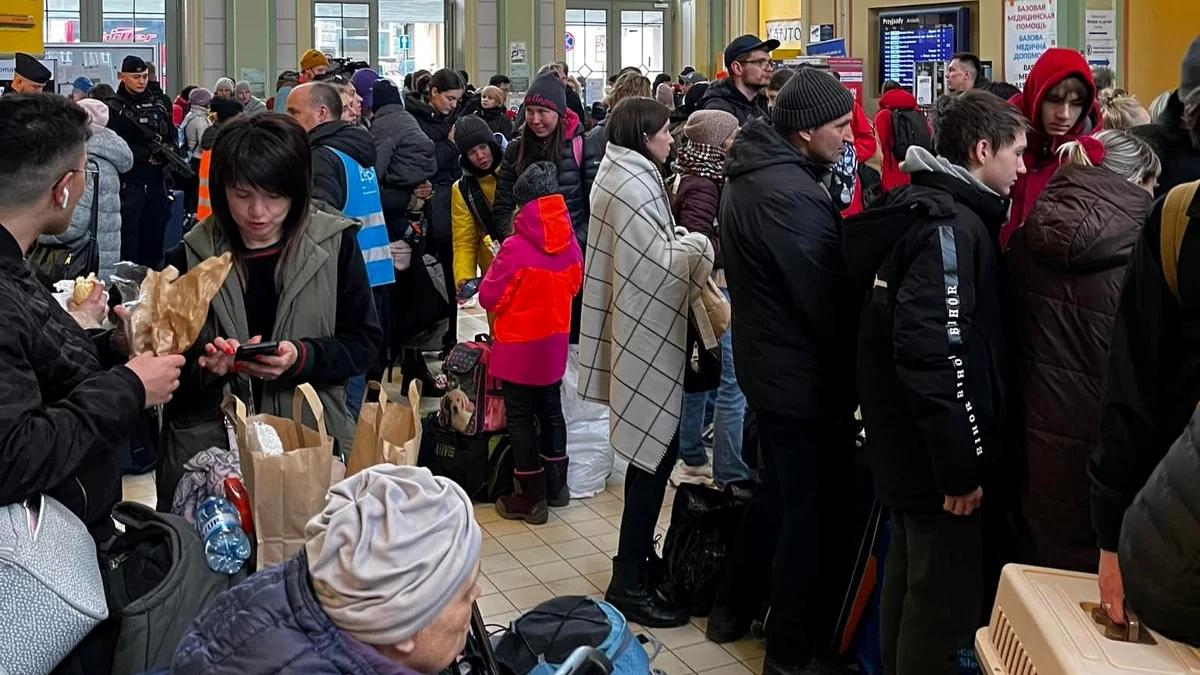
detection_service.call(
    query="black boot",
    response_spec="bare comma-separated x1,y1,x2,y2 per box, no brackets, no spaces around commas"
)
541,454,570,507
496,470,549,525
706,601,752,643
604,557,689,628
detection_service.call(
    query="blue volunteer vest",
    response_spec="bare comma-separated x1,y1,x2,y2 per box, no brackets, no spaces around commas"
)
328,147,395,288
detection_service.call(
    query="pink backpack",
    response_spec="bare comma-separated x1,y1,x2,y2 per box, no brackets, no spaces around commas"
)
440,334,506,436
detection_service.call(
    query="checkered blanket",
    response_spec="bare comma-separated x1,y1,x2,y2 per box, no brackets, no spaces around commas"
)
578,145,714,474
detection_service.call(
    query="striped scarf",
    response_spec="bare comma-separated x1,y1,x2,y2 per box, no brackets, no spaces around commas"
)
674,142,726,183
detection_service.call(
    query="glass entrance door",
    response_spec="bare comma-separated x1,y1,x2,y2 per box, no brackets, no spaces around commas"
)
619,8,665,81
565,1,672,107
565,8,608,106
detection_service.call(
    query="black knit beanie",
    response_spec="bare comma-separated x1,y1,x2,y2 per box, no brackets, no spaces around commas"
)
771,68,854,133
454,115,495,154
372,79,404,112
513,161,561,206
524,72,567,116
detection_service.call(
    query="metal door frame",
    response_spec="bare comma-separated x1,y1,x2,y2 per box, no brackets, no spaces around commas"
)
564,0,674,79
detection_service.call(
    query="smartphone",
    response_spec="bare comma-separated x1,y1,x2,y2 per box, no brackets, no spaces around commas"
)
235,341,280,361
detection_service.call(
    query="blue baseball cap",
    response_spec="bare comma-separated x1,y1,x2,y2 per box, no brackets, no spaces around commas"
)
72,76,93,94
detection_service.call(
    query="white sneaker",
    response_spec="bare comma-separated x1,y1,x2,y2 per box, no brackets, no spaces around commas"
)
670,460,714,487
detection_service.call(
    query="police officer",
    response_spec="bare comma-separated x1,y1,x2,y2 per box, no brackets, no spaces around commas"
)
106,55,175,267
8,53,51,94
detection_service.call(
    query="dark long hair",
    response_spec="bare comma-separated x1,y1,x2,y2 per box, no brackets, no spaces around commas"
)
515,110,565,175
604,97,670,167
209,113,312,287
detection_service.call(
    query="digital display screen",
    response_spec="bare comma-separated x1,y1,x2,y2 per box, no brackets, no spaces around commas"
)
882,25,956,88
878,6,970,91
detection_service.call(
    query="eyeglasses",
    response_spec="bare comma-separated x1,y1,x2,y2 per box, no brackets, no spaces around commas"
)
60,167,100,184
739,58,773,68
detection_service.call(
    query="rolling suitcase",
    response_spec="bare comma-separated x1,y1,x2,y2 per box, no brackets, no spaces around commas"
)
976,564,1200,674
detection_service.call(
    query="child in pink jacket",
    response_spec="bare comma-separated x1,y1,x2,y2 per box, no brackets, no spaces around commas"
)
479,161,583,523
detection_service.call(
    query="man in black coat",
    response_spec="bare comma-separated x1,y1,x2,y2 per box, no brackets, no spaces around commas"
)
106,55,176,267
286,81,378,209
699,35,778,126
0,93,185,673
844,90,1028,675
718,68,859,675
1091,178,1200,629
1131,36,1200,197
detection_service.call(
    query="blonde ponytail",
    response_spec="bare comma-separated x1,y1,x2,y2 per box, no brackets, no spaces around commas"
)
1057,129,1161,185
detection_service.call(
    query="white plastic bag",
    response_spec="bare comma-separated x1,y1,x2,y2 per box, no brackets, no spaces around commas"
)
563,346,612,497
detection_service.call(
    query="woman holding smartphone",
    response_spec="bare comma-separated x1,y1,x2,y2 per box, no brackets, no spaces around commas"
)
155,113,381,511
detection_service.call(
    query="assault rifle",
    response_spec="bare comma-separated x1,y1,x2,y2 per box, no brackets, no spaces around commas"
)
109,101,196,181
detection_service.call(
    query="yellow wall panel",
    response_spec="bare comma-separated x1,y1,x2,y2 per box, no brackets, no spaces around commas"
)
1125,1,1200,104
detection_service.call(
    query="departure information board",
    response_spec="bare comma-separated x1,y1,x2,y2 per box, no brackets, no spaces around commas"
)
877,6,970,92
882,25,956,87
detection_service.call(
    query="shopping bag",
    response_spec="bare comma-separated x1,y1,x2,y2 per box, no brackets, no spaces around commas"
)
346,379,424,475
224,383,334,569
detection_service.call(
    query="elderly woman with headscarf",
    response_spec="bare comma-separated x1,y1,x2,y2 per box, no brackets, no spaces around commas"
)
37,98,132,281
172,465,483,674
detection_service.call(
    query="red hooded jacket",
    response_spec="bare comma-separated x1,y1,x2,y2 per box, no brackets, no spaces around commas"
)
873,88,928,192
841,102,879,217
479,193,583,386
1003,48,1102,247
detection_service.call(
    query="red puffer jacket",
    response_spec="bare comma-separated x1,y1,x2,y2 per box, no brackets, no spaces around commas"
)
1006,163,1152,571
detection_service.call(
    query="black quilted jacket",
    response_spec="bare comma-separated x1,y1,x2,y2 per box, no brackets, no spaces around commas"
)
0,225,144,540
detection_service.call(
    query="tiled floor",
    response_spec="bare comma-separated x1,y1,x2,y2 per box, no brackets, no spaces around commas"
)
122,306,767,673
122,470,765,674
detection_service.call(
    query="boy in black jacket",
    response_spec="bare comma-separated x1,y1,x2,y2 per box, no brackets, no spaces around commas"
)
843,90,1028,675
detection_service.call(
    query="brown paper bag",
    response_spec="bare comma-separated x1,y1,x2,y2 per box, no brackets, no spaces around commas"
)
345,380,423,476
129,252,233,355
224,383,334,568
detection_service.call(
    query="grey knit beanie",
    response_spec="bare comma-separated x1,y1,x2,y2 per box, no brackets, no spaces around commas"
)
1181,34,1200,99
771,68,854,133
683,110,739,148
514,161,561,205
188,87,213,108
305,465,482,645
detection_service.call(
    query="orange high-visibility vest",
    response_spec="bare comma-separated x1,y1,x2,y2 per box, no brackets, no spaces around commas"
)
196,148,212,221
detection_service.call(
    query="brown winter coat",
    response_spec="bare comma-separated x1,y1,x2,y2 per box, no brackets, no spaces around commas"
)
1007,163,1153,571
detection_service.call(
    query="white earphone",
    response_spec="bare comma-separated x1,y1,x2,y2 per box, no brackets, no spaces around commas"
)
60,187,70,209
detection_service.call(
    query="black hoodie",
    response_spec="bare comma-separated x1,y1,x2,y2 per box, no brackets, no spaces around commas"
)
720,119,858,420
842,149,1010,512
405,93,462,244
309,120,378,211
698,78,769,127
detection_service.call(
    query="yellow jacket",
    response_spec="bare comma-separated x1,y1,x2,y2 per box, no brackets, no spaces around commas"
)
450,172,498,288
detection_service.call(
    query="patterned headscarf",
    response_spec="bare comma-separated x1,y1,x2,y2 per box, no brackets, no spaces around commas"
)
674,142,726,183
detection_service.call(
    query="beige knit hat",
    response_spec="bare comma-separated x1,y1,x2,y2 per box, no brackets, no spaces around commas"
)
305,465,482,645
683,109,739,148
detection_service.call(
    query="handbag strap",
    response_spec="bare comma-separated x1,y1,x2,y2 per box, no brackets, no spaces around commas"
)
87,159,100,241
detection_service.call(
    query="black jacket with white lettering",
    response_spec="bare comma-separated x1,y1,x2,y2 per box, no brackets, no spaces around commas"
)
843,165,1010,513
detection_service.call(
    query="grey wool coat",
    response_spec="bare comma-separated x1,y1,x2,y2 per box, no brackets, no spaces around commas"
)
578,144,713,473
39,126,133,281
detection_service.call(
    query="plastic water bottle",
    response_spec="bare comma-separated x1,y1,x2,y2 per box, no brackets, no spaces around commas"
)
195,496,251,574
